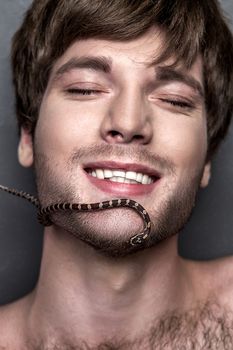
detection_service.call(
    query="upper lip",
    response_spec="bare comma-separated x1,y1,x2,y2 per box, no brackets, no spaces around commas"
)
83,161,161,178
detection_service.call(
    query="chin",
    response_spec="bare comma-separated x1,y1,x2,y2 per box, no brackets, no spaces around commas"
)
50,209,154,257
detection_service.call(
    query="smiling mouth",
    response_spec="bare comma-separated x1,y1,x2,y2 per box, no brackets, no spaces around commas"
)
85,168,158,185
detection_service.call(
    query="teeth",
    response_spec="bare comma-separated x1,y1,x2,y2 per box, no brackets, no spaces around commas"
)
109,177,117,182
109,177,139,184
88,168,155,185
124,179,131,184
129,179,138,184
112,170,126,177
103,169,113,178
125,171,137,180
109,176,124,183
142,174,149,185
96,169,104,179
136,173,143,182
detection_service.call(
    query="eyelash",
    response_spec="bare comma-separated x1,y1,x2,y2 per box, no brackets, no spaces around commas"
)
159,98,193,109
66,89,194,109
66,88,100,95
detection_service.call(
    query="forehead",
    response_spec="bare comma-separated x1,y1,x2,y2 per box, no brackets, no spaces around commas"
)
50,27,203,87
53,28,164,68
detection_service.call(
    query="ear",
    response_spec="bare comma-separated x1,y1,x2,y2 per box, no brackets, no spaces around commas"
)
200,162,211,188
18,128,34,167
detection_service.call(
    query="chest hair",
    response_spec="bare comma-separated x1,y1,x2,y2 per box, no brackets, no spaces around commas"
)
16,300,233,349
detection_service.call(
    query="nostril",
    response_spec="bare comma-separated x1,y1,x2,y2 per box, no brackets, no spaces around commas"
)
106,130,146,144
134,135,143,140
106,130,125,143
110,130,122,137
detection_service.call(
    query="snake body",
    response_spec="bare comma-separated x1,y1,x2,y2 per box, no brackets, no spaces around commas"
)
0,184,151,246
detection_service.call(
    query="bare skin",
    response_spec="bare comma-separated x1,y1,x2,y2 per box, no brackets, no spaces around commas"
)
1,28,233,349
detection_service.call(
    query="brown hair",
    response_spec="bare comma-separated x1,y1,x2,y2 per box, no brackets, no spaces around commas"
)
11,0,233,159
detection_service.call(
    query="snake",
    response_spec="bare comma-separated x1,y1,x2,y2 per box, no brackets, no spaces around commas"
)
0,184,151,246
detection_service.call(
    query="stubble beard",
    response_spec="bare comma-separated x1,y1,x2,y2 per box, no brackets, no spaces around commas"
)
34,145,205,258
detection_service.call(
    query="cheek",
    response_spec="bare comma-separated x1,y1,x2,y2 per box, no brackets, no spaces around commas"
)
35,94,102,158
154,114,207,173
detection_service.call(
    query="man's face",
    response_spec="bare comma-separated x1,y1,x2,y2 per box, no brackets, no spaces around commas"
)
19,28,210,256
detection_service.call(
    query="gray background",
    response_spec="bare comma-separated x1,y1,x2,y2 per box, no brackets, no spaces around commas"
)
0,0,233,305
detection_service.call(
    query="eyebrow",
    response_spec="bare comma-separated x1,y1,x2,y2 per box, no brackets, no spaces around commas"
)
155,66,205,99
52,55,204,98
53,56,113,81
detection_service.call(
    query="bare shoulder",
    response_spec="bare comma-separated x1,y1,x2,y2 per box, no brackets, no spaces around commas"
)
0,295,32,349
183,254,233,305
148,256,233,349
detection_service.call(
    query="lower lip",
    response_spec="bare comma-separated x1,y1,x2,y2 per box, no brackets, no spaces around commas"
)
85,171,160,196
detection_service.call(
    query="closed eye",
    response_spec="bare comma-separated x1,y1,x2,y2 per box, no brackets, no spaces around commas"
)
159,98,194,109
66,88,101,95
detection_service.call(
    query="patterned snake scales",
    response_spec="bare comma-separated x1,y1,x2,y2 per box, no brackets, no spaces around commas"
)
0,184,151,246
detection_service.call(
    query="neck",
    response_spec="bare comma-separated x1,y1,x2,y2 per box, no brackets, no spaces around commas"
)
26,226,214,347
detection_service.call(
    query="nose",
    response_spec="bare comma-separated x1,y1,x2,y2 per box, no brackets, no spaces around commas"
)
100,86,153,145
